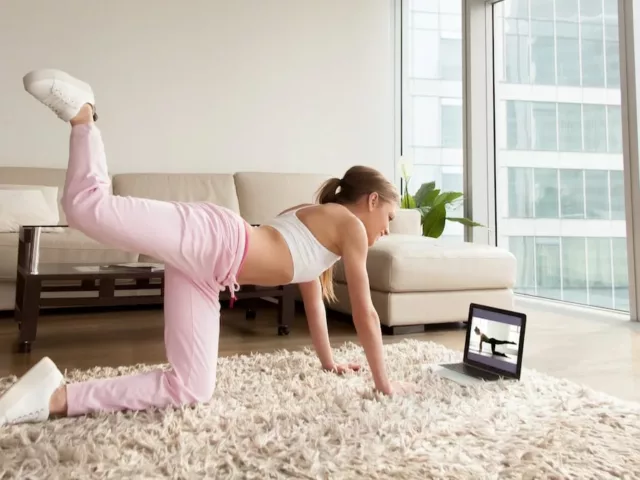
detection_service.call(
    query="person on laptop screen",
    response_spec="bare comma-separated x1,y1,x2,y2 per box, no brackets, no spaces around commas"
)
474,326,517,358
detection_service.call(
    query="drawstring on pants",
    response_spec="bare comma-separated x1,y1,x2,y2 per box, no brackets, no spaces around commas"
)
225,277,241,308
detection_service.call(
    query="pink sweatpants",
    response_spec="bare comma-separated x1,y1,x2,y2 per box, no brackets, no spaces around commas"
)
62,124,248,416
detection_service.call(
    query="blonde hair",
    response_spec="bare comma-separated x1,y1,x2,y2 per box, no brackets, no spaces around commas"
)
314,166,399,302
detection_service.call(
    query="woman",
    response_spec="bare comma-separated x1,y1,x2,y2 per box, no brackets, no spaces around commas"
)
0,69,417,427
473,326,516,356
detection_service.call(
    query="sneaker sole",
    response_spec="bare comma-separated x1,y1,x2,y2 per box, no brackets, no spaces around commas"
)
0,357,63,425
23,69,93,95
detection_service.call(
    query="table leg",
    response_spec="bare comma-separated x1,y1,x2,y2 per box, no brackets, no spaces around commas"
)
277,285,295,335
13,272,25,326
15,278,42,353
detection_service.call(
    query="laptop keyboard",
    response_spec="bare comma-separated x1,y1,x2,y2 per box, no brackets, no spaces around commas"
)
443,363,503,381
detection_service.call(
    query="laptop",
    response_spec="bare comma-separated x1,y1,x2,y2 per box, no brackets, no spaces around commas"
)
428,303,527,385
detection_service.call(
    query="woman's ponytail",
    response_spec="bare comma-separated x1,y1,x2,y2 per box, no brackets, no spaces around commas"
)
316,177,342,204
314,177,343,302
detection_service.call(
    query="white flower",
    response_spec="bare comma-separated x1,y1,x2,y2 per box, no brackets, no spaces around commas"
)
398,156,414,181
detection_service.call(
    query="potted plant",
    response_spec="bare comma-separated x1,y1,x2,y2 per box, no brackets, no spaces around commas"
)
399,161,483,238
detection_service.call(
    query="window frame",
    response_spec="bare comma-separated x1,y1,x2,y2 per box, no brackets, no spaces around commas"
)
395,0,640,321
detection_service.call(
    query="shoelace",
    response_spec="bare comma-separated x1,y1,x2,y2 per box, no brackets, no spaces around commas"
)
42,82,77,117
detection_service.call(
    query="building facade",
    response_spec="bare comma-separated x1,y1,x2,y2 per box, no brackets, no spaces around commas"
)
403,0,628,311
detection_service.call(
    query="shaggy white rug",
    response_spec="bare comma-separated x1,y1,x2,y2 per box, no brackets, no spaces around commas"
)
1,339,639,479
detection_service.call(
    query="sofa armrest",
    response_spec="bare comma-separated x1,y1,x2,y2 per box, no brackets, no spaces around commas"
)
389,208,421,236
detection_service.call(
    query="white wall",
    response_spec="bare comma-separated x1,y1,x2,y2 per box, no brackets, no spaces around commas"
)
0,0,394,178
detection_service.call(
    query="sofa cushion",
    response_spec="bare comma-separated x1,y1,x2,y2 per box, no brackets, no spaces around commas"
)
331,282,515,326
333,235,516,292
234,172,331,225
0,167,69,223
0,188,59,232
112,173,240,213
0,229,138,280
389,209,421,235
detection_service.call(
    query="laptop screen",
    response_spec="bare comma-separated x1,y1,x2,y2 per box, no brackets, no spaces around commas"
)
466,305,524,376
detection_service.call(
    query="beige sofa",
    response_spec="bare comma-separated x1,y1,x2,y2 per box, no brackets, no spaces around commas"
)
0,166,517,331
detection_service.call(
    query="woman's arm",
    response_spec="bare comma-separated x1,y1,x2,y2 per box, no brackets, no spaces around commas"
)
340,218,391,394
298,279,334,369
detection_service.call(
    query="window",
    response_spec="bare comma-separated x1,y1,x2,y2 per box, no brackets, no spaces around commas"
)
531,102,557,151
610,170,625,220
536,237,562,300
505,19,530,84
587,237,613,309
560,169,584,218
442,172,463,192
506,100,532,150
531,0,554,19
585,170,610,219
607,105,622,153
530,23,556,85
402,0,463,240
562,237,587,304
558,103,582,151
494,0,627,312
556,0,580,22
556,21,581,87
580,0,603,21
583,105,607,153
508,168,533,217
441,104,463,148
508,0,529,19
530,0,555,85
412,0,439,13
606,24,620,88
509,236,536,295
534,168,559,218
412,96,440,147
581,24,606,87
612,237,629,311
440,38,462,81
411,29,440,79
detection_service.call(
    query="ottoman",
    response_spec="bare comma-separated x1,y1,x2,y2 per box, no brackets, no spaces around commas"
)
330,234,517,334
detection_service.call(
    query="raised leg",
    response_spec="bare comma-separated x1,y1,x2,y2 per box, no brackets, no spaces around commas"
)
21,69,247,290
62,124,246,289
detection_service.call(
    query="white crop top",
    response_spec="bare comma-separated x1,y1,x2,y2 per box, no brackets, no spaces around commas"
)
264,206,341,283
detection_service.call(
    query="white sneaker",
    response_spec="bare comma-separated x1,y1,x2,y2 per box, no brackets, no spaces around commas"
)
23,69,95,122
0,357,64,426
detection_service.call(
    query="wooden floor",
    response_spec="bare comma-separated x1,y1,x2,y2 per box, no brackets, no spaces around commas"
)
1,299,639,403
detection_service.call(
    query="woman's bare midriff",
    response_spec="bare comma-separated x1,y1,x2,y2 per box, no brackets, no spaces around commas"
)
236,225,295,286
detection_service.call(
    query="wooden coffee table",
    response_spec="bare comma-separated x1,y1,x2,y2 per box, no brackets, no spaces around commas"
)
14,226,295,353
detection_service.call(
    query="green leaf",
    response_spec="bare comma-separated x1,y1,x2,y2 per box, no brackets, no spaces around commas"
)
447,217,484,227
423,188,441,208
433,191,463,207
417,205,431,217
422,204,447,238
446,197,464,210
414,181,436,206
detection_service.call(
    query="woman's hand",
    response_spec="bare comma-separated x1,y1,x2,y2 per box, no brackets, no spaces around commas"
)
323,363,361,375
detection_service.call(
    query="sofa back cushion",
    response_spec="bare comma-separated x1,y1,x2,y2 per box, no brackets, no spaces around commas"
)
234,172,331,225
112,173,240,213
0,188,60,232
0,167,70,223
